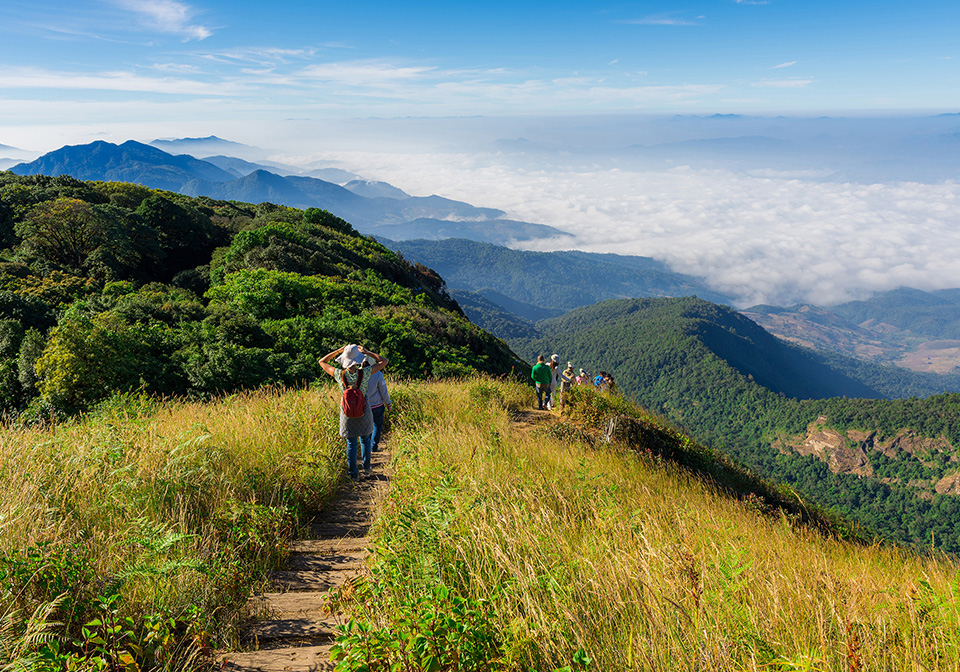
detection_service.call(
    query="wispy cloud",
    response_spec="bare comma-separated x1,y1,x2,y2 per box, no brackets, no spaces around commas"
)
113,0,212,40
622,14,704,26
199,47,318,67
752,77,813,88
0,65,242,95
771,61,797,69
299,60,440,86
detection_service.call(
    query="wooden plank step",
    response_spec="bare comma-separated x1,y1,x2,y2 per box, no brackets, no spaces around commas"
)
286,551,365,572
288,537,370,554
245,616,339,643
269,569,359,592
250,591,334,618
221,643,335,671
308,523,370,537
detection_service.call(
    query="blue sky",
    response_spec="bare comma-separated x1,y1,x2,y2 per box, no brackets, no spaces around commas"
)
1,0,959,151
3,1,960,306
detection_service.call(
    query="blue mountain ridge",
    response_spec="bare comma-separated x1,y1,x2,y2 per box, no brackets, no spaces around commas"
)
9,140,569,244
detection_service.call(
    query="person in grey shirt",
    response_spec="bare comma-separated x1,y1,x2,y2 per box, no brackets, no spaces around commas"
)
366,361,392,452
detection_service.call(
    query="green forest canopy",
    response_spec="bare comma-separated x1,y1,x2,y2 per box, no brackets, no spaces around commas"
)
0,172,523,417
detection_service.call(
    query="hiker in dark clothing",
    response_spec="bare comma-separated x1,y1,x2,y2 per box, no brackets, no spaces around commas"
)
319,344,388,480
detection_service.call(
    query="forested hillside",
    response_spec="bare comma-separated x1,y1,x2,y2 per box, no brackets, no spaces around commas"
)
385,237,733,321
0,172,522,417
510,296,960,551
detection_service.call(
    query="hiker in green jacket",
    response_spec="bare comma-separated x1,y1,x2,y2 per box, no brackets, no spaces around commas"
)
531,355,553,410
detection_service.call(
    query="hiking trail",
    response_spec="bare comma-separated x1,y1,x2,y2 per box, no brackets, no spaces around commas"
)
220,449,391,672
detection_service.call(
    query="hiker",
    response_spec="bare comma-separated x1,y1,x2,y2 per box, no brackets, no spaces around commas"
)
576,368,590,385
594,371,609,391
366,360,391,453
318,344,389,480
547,355,560,410
531,355,552,410
557,361,576,409
604,372,617,394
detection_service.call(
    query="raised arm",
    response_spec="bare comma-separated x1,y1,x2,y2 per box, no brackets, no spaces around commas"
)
318,346,345,378
359,346,389,374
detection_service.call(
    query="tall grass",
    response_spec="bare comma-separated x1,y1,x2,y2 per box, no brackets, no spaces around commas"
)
0,385,346,669
346,377,960,671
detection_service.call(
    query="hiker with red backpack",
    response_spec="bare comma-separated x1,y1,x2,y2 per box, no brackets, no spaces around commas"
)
319,344,389,481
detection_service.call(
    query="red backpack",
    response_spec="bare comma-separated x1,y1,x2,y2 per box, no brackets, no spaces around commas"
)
340,369,366,418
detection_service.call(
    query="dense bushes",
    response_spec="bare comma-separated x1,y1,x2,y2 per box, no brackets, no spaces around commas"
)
0,172,522,416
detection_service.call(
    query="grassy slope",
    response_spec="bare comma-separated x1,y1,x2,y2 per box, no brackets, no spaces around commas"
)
0,385,348,669
2,379,959,670
337,378,960,671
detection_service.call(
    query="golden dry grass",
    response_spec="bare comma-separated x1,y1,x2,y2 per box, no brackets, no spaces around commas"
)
375,377,960,671
0,385,345,641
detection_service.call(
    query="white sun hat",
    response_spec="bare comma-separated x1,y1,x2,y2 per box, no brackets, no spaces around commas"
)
336,344,365,368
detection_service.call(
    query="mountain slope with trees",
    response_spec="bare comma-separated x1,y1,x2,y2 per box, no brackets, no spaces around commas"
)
386,237,733,321
0,172,523,417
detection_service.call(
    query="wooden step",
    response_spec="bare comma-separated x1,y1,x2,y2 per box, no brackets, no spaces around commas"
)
221,643,336,671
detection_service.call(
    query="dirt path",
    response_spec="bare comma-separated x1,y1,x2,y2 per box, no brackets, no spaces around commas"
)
220,448,392,672
511,406,557,432
220,403,552,670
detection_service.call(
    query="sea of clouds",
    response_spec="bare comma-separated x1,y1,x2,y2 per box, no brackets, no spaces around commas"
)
306,149,960,308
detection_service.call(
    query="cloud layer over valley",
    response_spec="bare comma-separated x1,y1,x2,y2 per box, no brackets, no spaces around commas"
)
312,141,960,308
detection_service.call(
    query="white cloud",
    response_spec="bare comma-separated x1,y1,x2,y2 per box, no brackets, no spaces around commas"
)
299,60,440,86
199,47,318,66
622,14,703,26
113,0,212,40
771,61,797,69
0,65,243,95
312,150,960,307
752,77,813,88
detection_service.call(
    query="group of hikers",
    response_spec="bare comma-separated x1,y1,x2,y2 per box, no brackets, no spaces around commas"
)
530,354,616,411
318,343,617,481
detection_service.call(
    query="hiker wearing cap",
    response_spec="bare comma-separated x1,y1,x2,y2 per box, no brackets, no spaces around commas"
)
319,344,389,480
604,372,617,394
559,361,576,409
547,354,566,410
576,368,590,385
530,355,552,410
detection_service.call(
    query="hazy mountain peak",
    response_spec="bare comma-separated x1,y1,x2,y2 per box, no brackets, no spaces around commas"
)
344,179,410,199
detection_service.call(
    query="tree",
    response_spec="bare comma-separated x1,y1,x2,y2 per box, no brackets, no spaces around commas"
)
16,198,110,272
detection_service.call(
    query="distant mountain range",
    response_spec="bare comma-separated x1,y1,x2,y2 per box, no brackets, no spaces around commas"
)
745,287,960,374
9,140,571,245
8,138,960,378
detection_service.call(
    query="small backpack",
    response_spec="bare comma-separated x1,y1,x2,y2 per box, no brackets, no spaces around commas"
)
341,369,366,418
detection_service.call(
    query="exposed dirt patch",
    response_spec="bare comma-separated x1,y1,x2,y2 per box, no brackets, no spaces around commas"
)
510,407,557,433
896,340,960,374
